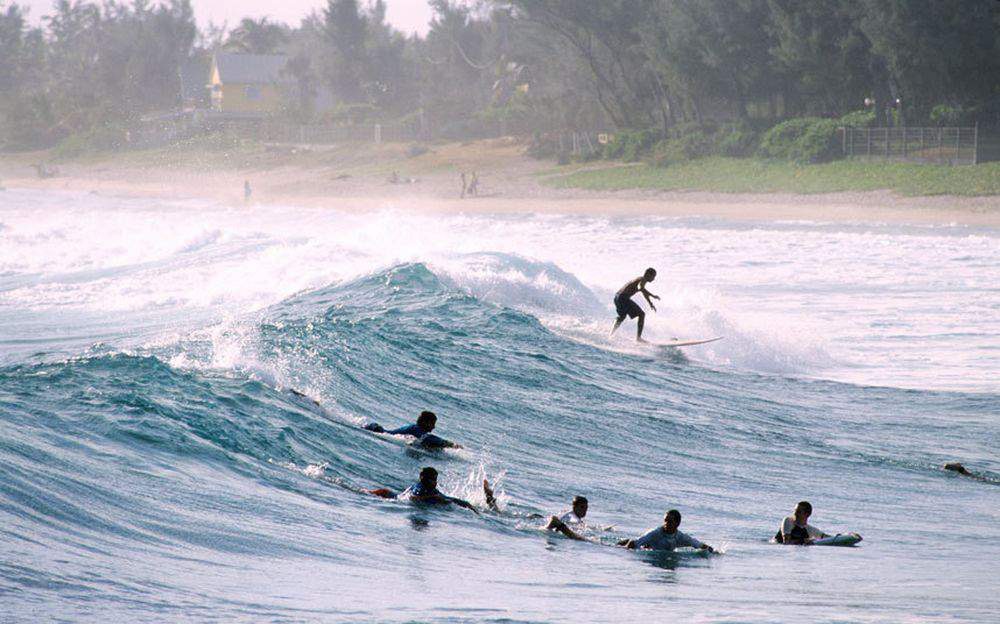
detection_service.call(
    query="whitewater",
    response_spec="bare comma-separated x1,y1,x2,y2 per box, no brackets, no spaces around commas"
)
1,188,998,622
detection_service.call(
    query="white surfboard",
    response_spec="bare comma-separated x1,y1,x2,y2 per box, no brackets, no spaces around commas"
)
813,533,863,547
652,337,723,348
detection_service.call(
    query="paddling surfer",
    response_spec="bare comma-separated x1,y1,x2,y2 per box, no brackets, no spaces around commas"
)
618,509,715,552
611,268,659,342
368,467,478,512
363,410,461,449
774,501,830,545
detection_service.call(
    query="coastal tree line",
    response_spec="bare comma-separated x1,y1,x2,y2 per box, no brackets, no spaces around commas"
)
1,0,999,153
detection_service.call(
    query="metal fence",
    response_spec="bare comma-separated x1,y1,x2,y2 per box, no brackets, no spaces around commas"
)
841,126,980,165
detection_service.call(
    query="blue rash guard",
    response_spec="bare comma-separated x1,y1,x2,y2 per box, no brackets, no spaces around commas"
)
401,482,447,503
386,424,452,449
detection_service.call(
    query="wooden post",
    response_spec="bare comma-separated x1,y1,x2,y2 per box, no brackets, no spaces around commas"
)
974,123,979,165
866,128,871,158
884,127,890,158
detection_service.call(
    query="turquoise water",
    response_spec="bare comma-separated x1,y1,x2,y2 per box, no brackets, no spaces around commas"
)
1,190,998,622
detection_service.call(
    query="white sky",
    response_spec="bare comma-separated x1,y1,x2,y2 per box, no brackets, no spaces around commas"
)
18,0,436,35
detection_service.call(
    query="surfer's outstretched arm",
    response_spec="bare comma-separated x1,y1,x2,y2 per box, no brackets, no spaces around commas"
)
447,496,480,513
483,479,502,512
641,288,658,312
546,516,586,541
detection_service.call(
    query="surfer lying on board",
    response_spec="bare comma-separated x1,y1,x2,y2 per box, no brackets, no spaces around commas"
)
774,501,830,545
367,467,478,512
482,481,605,541
611,268,659,343
545,495,590,540
364,410,462,449
618,509,716,552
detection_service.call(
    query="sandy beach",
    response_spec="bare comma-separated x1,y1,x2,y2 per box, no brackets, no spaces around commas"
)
2,138,998,226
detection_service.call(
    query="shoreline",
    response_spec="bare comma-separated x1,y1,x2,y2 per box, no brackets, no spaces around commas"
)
2,143,999,227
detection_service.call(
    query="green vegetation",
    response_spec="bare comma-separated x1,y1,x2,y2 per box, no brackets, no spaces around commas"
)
543,158,1000,197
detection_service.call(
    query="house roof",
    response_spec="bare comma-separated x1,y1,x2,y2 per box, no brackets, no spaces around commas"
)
179,55,210,102
213,52,288,85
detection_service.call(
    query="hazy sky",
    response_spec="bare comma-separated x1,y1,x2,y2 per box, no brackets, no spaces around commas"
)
19,0,436,35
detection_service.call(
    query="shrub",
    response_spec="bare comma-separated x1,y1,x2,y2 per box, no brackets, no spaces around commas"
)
838,109,876,128
758,117,841,163
651,130,713,166
602,128,660,162
51,124,127,159
930,104,964,126
715,120,760,157
527,132,560,159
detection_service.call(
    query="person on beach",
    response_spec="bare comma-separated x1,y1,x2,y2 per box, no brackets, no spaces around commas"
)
618,509,716,552
368,467,478,512
243,180,252,202
774,501,830,545
611,268,659,342
363,410,462,449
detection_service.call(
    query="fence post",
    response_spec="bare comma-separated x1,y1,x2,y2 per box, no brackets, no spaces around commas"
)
937,128,943,164
974,123,979,166
866,128,871,158
920,127,925,154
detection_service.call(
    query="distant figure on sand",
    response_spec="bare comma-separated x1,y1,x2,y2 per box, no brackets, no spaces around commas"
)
244,180,252,202
611,268,659,342
460,172,467,198
468,172,480,196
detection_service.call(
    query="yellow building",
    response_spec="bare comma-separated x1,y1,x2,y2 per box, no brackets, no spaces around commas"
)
209,53,288,116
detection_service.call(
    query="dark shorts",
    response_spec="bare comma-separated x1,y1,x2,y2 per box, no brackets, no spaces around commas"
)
614,294,643,319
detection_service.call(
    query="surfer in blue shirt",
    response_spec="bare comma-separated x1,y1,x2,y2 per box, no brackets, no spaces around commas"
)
611,268,659,342
363,410,461,449
401,467,478,511
618,509,715,552
366,467,477,512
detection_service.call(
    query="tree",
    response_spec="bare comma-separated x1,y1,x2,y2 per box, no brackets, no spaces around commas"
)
322,0,368,103
224,16,288,54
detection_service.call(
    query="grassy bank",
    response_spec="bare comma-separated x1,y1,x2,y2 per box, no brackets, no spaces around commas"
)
542,157,1000,196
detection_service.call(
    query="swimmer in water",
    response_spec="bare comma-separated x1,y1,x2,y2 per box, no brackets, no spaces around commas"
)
364,410,462,449
369,467,478,512
774,501,829,545
618,509,715,552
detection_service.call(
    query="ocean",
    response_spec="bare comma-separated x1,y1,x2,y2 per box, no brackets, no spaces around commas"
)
1,188,998,622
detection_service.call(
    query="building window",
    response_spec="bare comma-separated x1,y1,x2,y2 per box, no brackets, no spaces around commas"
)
245,86,261,100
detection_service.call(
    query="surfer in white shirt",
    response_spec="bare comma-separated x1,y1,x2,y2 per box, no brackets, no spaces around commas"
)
618,509,715,552
546,495,590,540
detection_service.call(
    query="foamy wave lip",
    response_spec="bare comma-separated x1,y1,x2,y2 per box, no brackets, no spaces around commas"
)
431,251,606,317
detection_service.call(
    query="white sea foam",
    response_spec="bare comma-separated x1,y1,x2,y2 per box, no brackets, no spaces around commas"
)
2,188,997,391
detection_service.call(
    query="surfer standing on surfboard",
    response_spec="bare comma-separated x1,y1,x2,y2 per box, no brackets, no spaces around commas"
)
611,268,660,342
